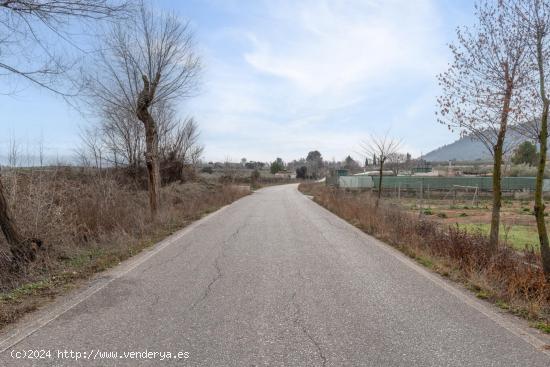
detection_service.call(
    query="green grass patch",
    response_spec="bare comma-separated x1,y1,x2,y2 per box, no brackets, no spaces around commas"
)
476,290,491,300
534,322,550,334
456,223,539,250
0,280,53,302
415,255,434,269
495,300,510,310
64,247,107,268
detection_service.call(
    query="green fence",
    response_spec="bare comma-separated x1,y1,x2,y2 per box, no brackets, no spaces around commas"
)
347,176,550,192
339,176,374,189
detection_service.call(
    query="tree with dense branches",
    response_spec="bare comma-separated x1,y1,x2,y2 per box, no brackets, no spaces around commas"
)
511,141,538,166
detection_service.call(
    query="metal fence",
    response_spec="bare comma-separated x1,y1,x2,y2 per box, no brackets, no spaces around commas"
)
339,176,374,189
336,175,550,192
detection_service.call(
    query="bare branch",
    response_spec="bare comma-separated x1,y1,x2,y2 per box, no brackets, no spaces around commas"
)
0,0,130,94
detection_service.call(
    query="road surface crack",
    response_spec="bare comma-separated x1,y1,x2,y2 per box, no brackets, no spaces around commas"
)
147,291,161,312
190,255,223,310
291,292,327,367
189,221,248,310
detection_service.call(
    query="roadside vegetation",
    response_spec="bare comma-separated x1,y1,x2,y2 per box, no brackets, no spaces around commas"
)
299,183,550,332
0,0,258,330
437,0,550,279
0,167,248,329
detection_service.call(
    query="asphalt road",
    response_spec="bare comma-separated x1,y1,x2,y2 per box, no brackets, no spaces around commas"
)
1,184,549,366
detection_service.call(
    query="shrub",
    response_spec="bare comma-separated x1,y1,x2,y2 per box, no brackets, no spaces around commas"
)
0,168,248,318
250,169,261,188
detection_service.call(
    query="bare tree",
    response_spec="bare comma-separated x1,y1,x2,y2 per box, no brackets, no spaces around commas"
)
76,125,106,170
437,0,530,251
156,106,203,166
83,2,200,219
163,119,203,162
360,134,401,207
100,106,144,172
511,0,550,280
0,0,129,263
386,152,406,176
189,144,204,167
84,102,203,178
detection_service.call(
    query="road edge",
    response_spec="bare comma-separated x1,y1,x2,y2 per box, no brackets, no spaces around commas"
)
297,186,550,357
0,193,249,353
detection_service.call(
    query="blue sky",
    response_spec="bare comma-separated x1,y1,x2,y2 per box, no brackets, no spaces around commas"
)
1,0,475,164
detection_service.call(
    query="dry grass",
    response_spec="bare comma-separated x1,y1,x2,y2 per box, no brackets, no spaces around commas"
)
0,167,248,329
299,182,550,328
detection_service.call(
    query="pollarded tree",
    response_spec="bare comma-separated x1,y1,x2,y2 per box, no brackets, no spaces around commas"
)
84,3,201,219
437,0,530,251
0,0,129,263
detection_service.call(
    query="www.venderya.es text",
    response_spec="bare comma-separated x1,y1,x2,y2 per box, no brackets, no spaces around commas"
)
10,349,190,361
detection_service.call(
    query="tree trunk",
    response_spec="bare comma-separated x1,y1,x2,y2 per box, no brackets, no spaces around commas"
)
534,31,550,282
376,159,384,209
136,74,161,220
143,118,160,219
489,73,512,251
378,161,384,200
0,176,38,262
489,146,503,251
535,101,550,281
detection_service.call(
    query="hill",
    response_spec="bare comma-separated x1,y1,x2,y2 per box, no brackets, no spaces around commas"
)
423,136,491,162
423,131,527,162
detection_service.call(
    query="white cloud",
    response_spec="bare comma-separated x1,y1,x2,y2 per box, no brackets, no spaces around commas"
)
243,0,444,94
186,0,453,162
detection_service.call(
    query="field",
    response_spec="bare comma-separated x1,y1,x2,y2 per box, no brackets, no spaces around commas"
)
384,192,546,251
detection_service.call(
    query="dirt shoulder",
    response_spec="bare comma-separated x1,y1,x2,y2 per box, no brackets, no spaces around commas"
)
298,182,550,335
0,170,249,330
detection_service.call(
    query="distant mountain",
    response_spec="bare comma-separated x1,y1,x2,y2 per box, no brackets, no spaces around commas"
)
423,131,527,162
423,136,491,162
